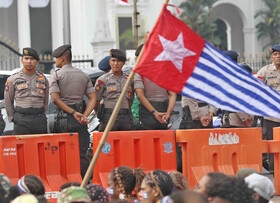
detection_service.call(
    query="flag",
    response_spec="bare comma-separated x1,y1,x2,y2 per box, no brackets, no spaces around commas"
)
133,4,280,119
115,0,130,5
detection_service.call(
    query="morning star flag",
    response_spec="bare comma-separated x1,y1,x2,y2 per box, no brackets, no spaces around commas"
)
133,4,280,119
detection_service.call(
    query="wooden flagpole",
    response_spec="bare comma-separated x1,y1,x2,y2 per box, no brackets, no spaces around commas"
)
81,0,170,188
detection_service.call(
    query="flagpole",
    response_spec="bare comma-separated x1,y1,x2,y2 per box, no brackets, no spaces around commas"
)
80,0,170,188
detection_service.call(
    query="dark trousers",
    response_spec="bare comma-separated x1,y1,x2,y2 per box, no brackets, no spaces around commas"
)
0,113,5,135
139,102,168,130
262,119,280,172
98,108,133,131
13,107,47,135
54,105,89,178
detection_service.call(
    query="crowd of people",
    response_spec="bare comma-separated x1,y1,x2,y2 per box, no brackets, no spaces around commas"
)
0,40,280,202
0,167,275,203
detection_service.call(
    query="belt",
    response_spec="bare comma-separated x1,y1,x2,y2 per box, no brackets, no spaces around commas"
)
15,106,44,115
104,108,130,114
198,102,208,108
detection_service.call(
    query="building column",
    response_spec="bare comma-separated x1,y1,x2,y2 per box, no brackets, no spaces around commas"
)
51,0,64,50
69,0,87,58
243,27,255,55
17,0,31,50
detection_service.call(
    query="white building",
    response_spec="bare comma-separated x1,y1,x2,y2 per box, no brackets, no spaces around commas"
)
0,0,270,68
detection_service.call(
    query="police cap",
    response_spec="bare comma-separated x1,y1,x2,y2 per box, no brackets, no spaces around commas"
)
135,44,144,56
98,56,111,72
109,49,126,61
223,50,238,62
239,62,252,73
52,45,71,58
22,48,39,61
271,45,280,53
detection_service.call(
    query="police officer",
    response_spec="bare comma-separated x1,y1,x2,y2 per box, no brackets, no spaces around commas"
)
94,49,134,131
256,44,280,173
134,44,176,130
98,56,111,73
4,48,49,135
221,62,254,128
49,45,96,177
180,96,216,129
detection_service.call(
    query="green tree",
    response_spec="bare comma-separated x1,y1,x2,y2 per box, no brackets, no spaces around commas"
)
255,0,280,49
179,0,220,46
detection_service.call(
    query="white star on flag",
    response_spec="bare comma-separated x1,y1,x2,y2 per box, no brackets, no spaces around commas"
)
154,32,196,73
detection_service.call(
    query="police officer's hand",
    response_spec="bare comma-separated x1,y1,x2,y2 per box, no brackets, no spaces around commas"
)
162,114,170,124
244,117,253,127
200,116,210,126
153,110,167,124
73,111,83,123
80,116,89,125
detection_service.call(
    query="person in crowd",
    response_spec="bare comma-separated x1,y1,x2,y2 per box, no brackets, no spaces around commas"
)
168,171,188,191
221,61,254,128
107,166,145,202
139,169,173,203
59,182,81,192
49,44,96,178
170,190,208,203
134,44,177,130
206,175,254,203
86,183,109,202
57,186,91,203
94,49,134,131
245,173,275,203
98,56,111,73
256,44,280,173
235,168,260,179
17,175,45,196
13,194,39,203
4,48,49,135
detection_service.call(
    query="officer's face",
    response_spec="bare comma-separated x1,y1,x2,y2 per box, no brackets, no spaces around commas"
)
21,56,38,71
271,51,280,66
109,58,125,73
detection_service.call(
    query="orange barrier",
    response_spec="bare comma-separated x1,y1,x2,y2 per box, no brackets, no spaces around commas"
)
91,130,177,187
0,133,82,202
176,128,266,189
271,128,280,195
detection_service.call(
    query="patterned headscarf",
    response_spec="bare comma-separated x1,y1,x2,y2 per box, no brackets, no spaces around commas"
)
86,184,109,202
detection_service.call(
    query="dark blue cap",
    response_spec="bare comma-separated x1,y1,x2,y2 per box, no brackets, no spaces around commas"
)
98,56,111,72
271,45,280,53
223,50,238,62
239,62,252,73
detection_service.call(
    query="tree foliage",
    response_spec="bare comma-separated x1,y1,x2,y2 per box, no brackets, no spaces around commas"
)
179,0,220,46
254,0,280,49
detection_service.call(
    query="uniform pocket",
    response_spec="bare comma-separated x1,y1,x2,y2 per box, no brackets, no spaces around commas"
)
106,86,117,99
36,82,46,97
16,83,29,97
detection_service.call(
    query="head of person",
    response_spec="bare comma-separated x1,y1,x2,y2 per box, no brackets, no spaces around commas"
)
239,62,252,73
107,166,145,201
206,176,254,203
21,48,39,72
139,169,173,203
223,50,238,62
135,44,144,59
170,190,208,203
98,56,111,73
270,44,280,67
168,171,188,191
57,186,91,203
86,184,109,202
52,44,72,68
13,194,38,203
109,49,126,74
17,175,45,196
194,172,228,196
245,173,275,203
236,168,259,179
0,174,13,202
59,182,81,192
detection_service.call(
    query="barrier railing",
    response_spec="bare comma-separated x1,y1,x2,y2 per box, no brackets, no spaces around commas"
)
0,133,82,202
91,130,177,187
